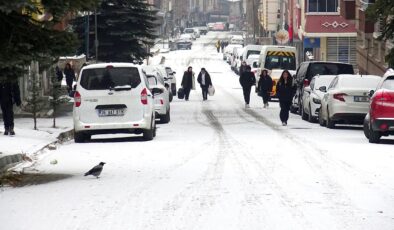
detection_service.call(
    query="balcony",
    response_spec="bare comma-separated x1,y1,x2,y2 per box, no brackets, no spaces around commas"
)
358,9,374,33
340,0,355,20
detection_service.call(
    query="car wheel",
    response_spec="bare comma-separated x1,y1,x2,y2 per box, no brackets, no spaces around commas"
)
326,108,335,129
143,117,155,141
75,131,88,143
169,92,173,102
307,104,314,123
363,114,370,139
319,109,325,126
160,109,171,124
301,106,308,121
368,123,381,143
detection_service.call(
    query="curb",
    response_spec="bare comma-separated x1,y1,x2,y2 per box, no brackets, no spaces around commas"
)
0,129,74,173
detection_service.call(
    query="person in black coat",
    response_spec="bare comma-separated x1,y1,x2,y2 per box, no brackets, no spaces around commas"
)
239,61,247,76
257,69,273,108
197,68,213,101
276,70,296,126
64,63,75,93
0,81,21,135
239,65,256,108
181,66,194,101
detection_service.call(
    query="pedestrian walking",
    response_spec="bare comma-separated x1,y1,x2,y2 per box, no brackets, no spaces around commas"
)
181,66,194,101
239,65,256,108
216,40,221,53
276,70,296,126
0,80,21,135
64,63,76,93
239,60,247,76
197,68,212,101
55,65,63,82
257,69,273,108
221,41,225,53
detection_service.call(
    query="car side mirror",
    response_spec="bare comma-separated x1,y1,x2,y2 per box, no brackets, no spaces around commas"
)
319,86,327,92
369,90,375,97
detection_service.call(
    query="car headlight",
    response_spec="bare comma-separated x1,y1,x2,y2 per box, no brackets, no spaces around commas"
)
312,97,321,104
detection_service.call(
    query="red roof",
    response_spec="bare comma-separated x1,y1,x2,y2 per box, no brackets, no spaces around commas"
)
305,15,356,34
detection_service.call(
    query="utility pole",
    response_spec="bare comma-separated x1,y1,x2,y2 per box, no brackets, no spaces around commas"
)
85,14,90,59
95,8,98,62
252,0,256,44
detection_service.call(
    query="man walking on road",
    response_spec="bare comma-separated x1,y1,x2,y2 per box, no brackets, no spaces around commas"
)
0,80,21,135
197,68,212,101
239,65,256,108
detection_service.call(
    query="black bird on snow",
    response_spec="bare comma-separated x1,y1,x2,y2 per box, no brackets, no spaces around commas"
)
84,162,106,178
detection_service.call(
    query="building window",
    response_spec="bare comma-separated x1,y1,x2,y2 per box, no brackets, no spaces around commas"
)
308,0,338,12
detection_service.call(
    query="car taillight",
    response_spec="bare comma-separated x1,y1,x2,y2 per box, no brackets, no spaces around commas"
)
160,99,164,105
74,91,81,107
141,88,148,105
303,79,310,87
333,93,347,102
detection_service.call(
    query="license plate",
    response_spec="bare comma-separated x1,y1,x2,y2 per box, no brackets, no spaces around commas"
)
354,96,369,102
98,109,125,117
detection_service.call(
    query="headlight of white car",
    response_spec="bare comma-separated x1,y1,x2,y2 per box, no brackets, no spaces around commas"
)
312,97,321,104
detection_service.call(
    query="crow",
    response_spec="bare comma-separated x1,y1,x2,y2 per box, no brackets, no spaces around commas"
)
84,162,106,178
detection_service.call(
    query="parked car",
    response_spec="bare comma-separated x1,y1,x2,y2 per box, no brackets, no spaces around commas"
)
165,66,177,96
144,70,171,124
175,38,192,50
301,75,336,122
143,65,174,102
198,26,208,35
183,28,197,40
73,63,156,142
363,69,394,143
223,44,242,63
319,74,381,128
193,28,201,38
292,61,354,113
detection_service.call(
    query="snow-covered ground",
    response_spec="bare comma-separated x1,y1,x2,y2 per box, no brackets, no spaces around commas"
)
1,32,394,230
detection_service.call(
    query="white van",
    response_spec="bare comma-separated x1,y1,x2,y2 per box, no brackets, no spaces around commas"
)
241,45,263,63
73,63,156,142
257,45,297,71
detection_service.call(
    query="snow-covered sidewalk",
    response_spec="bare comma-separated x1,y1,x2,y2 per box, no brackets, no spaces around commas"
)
0,115,73,170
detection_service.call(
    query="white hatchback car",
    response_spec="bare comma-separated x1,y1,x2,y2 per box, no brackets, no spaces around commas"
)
73,63,156,142
143,69,171,123
319,74,381,128
301,75,336,122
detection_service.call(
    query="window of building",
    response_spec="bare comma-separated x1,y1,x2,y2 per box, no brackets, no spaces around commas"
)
308,0,338,12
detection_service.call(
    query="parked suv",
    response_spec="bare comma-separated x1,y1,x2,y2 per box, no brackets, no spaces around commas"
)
73,63,156,142
363,69,394,143
291,61,354,113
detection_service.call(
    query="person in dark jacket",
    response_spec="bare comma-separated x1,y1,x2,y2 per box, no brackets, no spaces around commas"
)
55,66,63,82
64,63,75,93
239,61,247,76
276,70,296,126
239,65,256,108
0,81,21,135
257,69,273,108
197,68,213,101
181,66,194,101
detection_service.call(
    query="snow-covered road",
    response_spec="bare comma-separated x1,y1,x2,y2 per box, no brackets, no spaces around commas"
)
1,32,394,230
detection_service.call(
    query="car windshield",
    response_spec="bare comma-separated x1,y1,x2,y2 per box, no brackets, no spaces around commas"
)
246,50,260,59
382,77,394,90
80,67,141,90
310,63,354,76
184,29,194,33
264,55,296,70
341,77,380,88
314,77,335,90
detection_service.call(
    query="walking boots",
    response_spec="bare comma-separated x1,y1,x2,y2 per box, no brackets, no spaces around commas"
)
3,126,15,136
4,127,9,135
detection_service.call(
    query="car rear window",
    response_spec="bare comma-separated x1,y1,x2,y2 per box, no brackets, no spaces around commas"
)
382,77,394,90
80,67,141,90
310,63,354,77
341,77,380,88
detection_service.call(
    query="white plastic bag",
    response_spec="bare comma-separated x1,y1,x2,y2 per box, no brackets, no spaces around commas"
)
208,85,215,96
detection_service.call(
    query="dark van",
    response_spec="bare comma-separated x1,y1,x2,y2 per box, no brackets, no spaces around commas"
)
291,61,354,113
